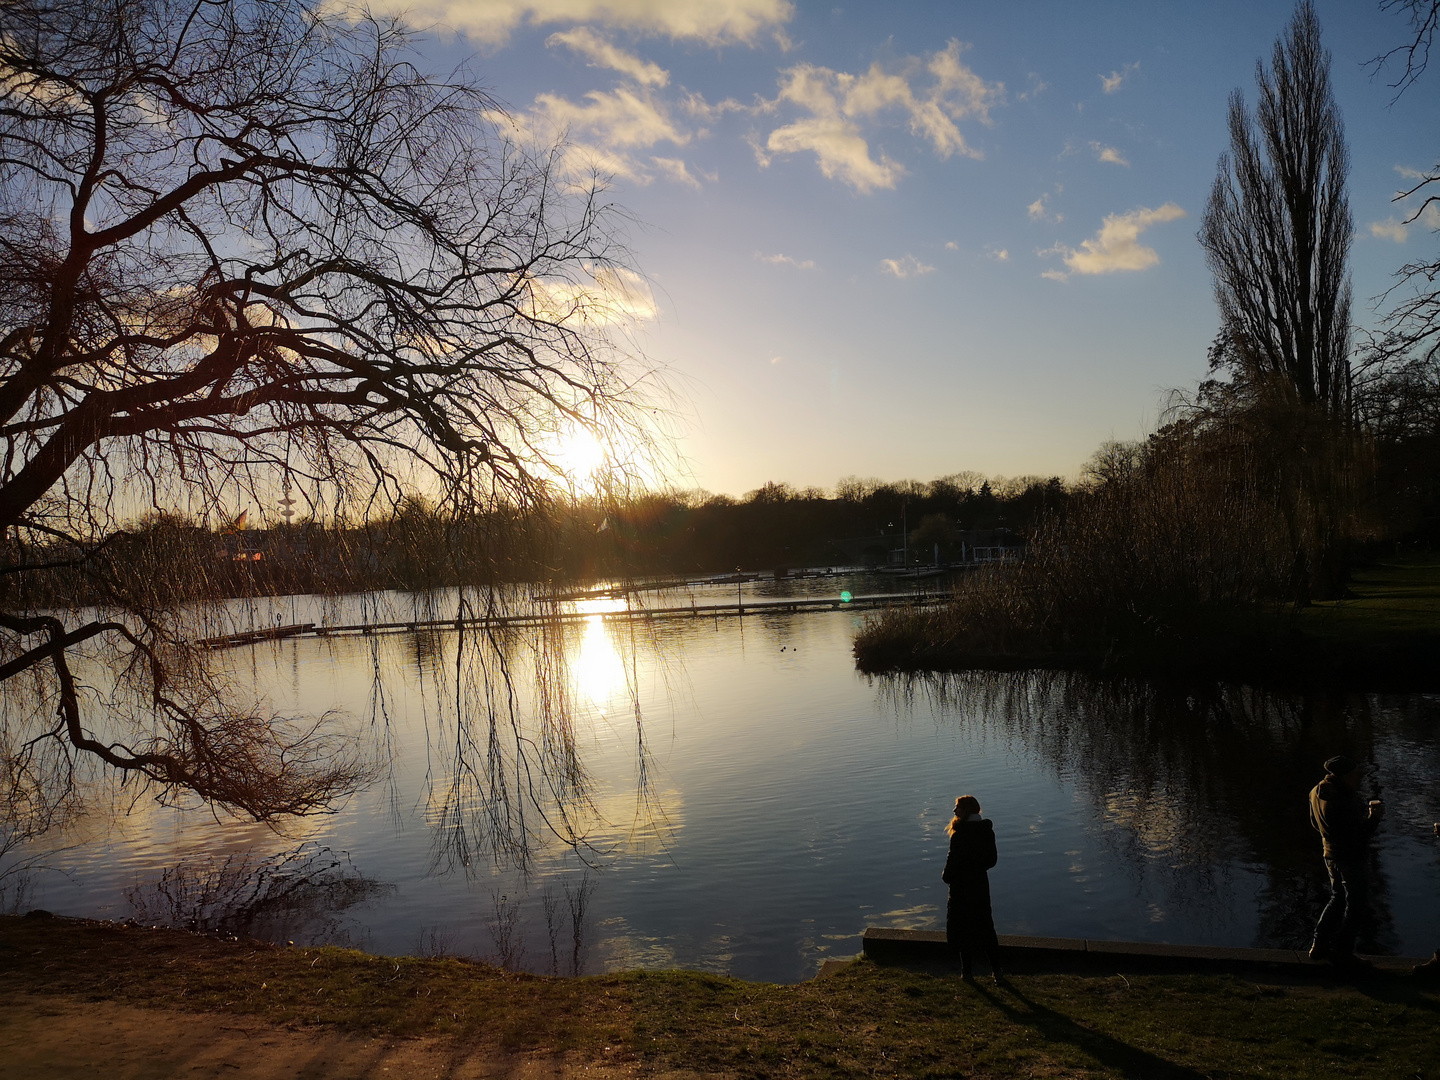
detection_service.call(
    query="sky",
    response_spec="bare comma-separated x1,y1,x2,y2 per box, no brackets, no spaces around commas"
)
346,0,1437,498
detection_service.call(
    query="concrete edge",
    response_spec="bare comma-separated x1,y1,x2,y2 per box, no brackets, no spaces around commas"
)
861,927,1427,974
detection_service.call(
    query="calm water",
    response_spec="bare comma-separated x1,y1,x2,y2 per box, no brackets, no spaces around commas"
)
14,575,1440,982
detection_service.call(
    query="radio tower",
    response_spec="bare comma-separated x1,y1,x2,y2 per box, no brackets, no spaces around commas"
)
279,471,296,524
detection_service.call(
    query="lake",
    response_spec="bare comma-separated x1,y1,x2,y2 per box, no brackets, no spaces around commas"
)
14,574,1440,982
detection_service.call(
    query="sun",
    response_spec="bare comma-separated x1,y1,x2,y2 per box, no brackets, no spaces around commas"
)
553,424,607,484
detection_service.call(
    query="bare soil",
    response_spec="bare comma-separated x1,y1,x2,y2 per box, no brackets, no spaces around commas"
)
0,914,705,1079
0,990,731,1080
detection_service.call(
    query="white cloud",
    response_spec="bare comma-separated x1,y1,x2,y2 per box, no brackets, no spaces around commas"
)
770,355,784,364
503,80,712,186
1100,62,1140,94
1017,73,1047,102
0,57,85,110
1373,203,1440,241
762,106,904,192
919,39,1005,139
531,85,687,148
527,265,658,325
1371,218,1410,243
680,91,753,126
757,251,816,269
944,241,959,250
547,27,669,86
1091,141,1129,167
1028,192,1062,223
880,254,935,278
1043,203,1187,279
758,40,1003,192
1374,179,1440,240
337,0,795,46
986,246,1009,261
651,156,704,187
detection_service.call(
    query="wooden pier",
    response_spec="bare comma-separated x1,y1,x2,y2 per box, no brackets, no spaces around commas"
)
193,591,952,650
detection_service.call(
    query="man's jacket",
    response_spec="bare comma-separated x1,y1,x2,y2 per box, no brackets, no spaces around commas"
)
1309,777,1379,862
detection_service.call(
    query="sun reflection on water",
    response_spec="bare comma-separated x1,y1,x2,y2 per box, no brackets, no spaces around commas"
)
572,609,627,710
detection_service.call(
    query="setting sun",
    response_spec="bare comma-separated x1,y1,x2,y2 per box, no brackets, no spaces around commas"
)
552,424,607,485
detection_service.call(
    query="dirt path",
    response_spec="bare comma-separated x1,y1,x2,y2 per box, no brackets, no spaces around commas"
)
1,996,708,1080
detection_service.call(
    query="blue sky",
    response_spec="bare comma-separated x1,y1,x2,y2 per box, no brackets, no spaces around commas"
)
350,0,1437,497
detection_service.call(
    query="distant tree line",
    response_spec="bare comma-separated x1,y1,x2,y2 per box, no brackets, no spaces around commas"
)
5,473,1068,602
559,474,1066,581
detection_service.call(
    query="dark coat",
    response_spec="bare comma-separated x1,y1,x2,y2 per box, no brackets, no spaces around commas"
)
943,818,998,949
1309,777,1378,863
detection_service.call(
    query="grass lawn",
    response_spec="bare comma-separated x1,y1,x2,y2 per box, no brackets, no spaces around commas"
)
5,915,1439,1078
1293,553,1440,641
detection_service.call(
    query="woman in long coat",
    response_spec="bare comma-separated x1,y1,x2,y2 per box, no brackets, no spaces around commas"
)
942,794,1002,980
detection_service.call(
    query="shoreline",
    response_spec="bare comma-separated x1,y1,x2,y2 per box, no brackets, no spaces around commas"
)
4,913,1439,1078
852,628,1440,691
853,556,1440,692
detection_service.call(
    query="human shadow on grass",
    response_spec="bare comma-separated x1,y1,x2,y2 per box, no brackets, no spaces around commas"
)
1340,969,1440,1012
970,979,1208,1080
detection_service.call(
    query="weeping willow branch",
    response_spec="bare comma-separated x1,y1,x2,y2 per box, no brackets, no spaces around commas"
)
0,0,665,829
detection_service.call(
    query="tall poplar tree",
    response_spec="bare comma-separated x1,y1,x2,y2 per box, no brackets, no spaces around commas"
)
1200,1,1353,421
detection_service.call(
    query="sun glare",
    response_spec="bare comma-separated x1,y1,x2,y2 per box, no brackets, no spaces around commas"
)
573,614,626,709
554,425,608,485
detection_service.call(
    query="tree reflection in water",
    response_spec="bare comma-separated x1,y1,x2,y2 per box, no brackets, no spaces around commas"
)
125,842,389,946
344,589,665,884
4,584,664,972
878,670,1440,953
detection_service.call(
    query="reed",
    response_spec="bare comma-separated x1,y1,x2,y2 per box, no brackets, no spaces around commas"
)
856,409,1372,673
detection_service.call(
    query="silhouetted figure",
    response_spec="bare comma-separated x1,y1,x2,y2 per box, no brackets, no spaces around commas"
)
1308,756,1383,964
942,794,1002,981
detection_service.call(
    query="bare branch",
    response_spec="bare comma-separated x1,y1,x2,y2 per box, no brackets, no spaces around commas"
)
1368,0,1439,99
0,0,661,834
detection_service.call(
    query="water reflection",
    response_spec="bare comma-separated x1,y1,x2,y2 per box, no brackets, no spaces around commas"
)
879,670,1440,952
574,615,627,709
413,873,598,974
124,843,388,946
19,585,1440,981
390,594,677,882
387,611,595,875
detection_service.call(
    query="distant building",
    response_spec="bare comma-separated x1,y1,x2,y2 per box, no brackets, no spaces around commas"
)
824,527,1024,568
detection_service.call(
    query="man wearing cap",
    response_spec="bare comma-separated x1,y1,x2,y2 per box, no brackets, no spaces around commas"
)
1308,755,1383,964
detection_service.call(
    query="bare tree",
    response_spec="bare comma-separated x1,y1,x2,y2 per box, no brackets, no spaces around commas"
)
1195,3,1366,601
0,0,656,832
1369,0,1439,97
1358,1,1440,435
1199,1,1353,421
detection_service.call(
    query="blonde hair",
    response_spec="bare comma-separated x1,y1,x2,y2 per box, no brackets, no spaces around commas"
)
946,794,981,836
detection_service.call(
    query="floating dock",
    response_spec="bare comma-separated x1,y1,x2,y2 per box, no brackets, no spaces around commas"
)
194,591,952,649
